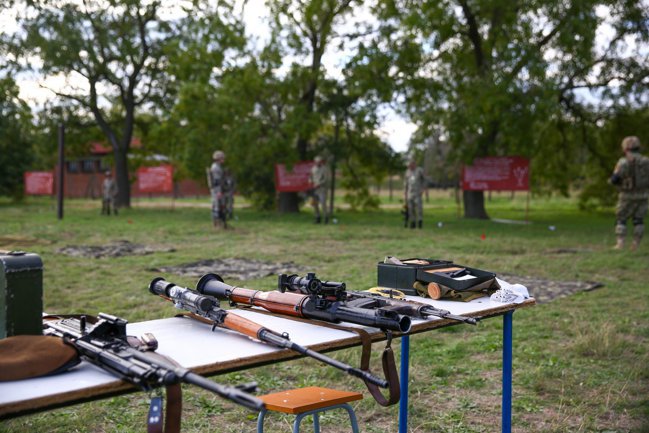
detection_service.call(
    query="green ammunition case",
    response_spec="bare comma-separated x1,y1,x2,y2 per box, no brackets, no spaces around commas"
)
0,251,43,338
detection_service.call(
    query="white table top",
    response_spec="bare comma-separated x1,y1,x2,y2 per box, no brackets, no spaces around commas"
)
0,287,534,418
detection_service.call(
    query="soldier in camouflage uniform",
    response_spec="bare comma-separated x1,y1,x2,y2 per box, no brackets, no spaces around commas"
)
404,157,426,229
208,150,226,229
309,155,331,224
101,170,118,216
609,136,649,251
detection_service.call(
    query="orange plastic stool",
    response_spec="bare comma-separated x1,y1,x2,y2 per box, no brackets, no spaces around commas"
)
257,386,363,433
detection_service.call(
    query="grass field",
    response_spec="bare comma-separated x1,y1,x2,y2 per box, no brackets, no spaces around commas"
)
0,192,647,433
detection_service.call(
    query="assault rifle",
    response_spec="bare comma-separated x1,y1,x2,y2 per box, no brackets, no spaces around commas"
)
195,274,411,333
278,273,478,325
43,313,264,411
149,278,388,388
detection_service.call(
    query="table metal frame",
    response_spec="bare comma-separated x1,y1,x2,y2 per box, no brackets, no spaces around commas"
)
398,310,515,433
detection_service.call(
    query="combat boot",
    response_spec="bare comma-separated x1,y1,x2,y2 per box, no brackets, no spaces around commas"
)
631,236,641,251
613,236,625,250
315,216,321,224
418,220,422,229
410,221,416,229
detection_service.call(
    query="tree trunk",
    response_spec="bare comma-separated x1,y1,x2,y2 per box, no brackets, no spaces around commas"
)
463,190,489,219
278,192,300,213
114,148,131,208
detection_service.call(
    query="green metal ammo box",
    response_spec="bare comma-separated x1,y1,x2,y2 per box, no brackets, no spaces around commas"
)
0,251,43,338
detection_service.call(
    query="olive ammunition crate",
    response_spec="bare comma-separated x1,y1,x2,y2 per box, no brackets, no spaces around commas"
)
377,258,496,295
0,251,43,338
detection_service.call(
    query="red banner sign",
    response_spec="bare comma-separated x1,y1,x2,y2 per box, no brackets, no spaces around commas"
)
462,156,530,191
274,161,315,192
137,164,173,193
24,171,54,195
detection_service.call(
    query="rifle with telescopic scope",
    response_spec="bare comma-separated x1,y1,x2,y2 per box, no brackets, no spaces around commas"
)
278,273,478,325
194,273,408,407
195,274,411,333
149,278,388,388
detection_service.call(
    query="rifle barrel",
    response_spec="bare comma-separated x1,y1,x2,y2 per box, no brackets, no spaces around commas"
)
258,329,388,388
420,307,478,325
182,371,265,411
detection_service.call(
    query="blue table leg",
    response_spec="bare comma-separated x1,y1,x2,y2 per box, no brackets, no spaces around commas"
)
398,334,410,433
502,311,513,433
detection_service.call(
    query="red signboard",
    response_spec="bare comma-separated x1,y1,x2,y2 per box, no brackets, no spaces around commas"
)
137,164,173,193
274,161,315,192
24,171,54,195
462,156,530,191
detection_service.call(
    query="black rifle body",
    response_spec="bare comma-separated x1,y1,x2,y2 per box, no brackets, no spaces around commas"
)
43,313,263,411
344,292,478,325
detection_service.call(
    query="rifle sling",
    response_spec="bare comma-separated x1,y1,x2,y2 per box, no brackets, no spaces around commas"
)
182,309,400,406
43,315,182,433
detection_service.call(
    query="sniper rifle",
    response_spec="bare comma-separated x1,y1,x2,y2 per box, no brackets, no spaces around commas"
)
149,278,388,388
278,273,478,325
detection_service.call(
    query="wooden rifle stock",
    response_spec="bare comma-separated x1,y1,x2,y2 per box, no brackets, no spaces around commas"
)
229,287,309,317
222,312,269,341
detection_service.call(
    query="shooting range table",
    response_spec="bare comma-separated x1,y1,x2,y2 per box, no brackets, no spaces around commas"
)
0,292,534,432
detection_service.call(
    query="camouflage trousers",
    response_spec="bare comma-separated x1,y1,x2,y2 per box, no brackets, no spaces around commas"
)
211,191,225,222
101,198,117,215
312,187,329,219
222,193,234,219
615,197,648,238
407,196,423,223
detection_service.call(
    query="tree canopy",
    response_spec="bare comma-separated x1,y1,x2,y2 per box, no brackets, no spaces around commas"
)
2,0,648,215
0,76,32,200
360,0,649,217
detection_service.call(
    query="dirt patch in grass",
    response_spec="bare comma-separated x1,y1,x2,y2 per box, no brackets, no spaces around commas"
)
57,240,175,258
499,273,603,304
150,258,303,281
0,235,52,248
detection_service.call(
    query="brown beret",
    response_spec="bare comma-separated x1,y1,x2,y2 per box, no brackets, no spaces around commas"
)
0,335,80,382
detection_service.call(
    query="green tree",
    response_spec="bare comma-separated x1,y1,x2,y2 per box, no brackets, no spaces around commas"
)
318,80,400,210
9,0,178,208
365,0,649,218
0,76,33,200
267,0,360,212
154,1,397,211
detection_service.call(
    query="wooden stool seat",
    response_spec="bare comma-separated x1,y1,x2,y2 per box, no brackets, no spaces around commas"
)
257,387,363,432
259,386,363,414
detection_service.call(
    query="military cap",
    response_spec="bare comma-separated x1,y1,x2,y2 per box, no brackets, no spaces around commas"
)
621,136,641,152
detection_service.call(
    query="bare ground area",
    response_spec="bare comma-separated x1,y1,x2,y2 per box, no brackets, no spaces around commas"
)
53,240,602,302
56,240,175,258
150,257,303,280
